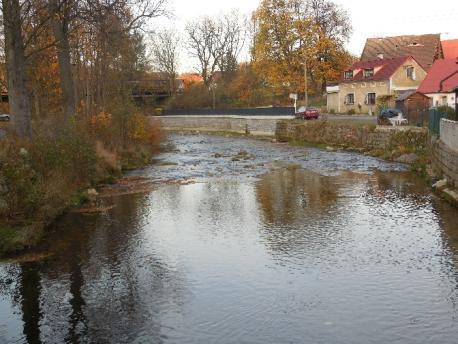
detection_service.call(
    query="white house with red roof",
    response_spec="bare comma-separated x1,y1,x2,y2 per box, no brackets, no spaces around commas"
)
327,55,427,114
418,58,458,109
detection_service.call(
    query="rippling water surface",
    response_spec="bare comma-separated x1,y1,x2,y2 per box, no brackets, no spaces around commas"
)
1,134,457,344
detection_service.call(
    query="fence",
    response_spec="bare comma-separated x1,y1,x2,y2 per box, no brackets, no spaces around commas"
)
429,109,448,135
162,107,295,117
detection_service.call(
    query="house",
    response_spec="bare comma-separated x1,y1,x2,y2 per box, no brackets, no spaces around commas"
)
327,56,427,114
361,34,443,71
442,39,458,59
417,58,458,108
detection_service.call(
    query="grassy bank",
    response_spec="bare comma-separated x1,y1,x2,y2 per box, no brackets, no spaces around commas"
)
0,114,164,257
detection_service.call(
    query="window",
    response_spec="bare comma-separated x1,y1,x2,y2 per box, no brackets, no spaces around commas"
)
344,70,353,79
406,66,416,80
363,68,374,78
345,93,355,105
366,93,376,105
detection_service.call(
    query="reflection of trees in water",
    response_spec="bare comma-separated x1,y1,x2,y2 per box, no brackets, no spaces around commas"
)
255,169,348,259
0,192,187,343
257,169,339,226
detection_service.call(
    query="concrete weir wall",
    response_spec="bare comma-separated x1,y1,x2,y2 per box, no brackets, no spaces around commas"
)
157,116,281,136
433,119,458,187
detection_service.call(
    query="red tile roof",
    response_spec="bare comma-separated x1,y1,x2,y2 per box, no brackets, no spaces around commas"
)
340,56,413,83
418,59,458,93
442,39,458,59
361,34,442,71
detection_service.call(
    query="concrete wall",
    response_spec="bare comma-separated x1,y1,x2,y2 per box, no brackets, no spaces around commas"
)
441,119,458,151
158,116,279,136
327,92,339,113
432,119,458,188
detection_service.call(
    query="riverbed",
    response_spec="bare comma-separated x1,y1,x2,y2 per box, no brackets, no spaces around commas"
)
1,134,457,344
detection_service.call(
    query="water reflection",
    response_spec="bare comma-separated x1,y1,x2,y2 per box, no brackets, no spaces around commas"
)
0,137,457,343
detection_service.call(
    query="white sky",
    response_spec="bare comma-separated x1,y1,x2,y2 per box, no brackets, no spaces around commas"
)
155,0,458,72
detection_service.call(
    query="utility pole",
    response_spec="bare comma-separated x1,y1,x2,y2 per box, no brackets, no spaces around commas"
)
304,58,308,108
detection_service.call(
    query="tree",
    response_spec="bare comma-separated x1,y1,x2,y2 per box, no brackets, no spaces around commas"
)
185,12,247,86
252,0,353,96
150,28,180,94
2,0,33,138
48,0,77,120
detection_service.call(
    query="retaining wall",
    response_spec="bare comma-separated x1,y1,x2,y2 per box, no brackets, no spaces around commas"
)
432,119,458,188
440,119,458,152
276,121,427,151
157,116,279,136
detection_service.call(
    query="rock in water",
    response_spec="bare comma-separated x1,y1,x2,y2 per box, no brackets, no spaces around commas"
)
395,153,418,164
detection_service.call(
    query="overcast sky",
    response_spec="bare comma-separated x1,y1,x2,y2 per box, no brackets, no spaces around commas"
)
157,0,458,72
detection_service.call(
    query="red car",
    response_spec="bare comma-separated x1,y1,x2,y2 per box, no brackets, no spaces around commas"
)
295,106,320,120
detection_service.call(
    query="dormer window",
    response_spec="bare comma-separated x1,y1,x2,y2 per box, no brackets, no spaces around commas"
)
344,70,353,79
363,68,374,78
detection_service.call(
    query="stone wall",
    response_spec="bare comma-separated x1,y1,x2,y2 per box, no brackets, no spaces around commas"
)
440,119,458,152
157,116,279,136
276,120,427,150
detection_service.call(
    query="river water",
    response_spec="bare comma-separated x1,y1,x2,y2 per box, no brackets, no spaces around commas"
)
1,134,457,344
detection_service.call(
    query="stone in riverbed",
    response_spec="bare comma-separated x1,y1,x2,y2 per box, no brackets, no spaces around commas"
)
86,189,99,203
395,153,418,164
433,179,448,192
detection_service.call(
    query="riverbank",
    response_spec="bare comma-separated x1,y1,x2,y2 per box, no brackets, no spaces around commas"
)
0,116,164,257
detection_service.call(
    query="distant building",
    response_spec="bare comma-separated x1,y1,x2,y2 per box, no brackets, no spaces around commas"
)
417,58,458,108
327,56,426,114
361,34,443,71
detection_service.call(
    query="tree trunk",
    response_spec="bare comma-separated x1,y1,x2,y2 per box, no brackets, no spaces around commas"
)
2,0,33,138
50,0,76,120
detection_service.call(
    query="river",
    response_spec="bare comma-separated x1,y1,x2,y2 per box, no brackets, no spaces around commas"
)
0,134,457,344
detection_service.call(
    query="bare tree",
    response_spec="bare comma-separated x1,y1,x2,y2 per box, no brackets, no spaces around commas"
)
185,17,220,86
217,10,247,77
150,28,180,94
186,12,247,86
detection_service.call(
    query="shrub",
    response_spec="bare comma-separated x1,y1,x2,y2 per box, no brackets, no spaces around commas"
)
329,109,336,114
347,109,356,115
436,105,456,121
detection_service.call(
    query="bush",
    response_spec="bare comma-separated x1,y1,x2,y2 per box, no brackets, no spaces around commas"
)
329,109,336,114
347,109,356,115
436,105,456,121
0,112,164,224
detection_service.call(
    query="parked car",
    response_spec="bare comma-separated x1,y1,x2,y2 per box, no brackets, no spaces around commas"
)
295,106,320,120
0,114,10,122
377,109,408,126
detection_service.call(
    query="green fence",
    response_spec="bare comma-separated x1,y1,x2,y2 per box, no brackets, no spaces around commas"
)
429,109,448,135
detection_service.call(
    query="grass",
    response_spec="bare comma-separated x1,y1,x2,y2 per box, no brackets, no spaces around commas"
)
0,224,43,257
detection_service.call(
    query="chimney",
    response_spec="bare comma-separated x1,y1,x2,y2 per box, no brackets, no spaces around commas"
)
377,53,384,60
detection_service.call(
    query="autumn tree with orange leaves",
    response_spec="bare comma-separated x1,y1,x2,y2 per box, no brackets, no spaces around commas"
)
252,0,355,98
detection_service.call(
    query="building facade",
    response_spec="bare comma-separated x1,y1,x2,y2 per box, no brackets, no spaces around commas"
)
327,56,426,114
